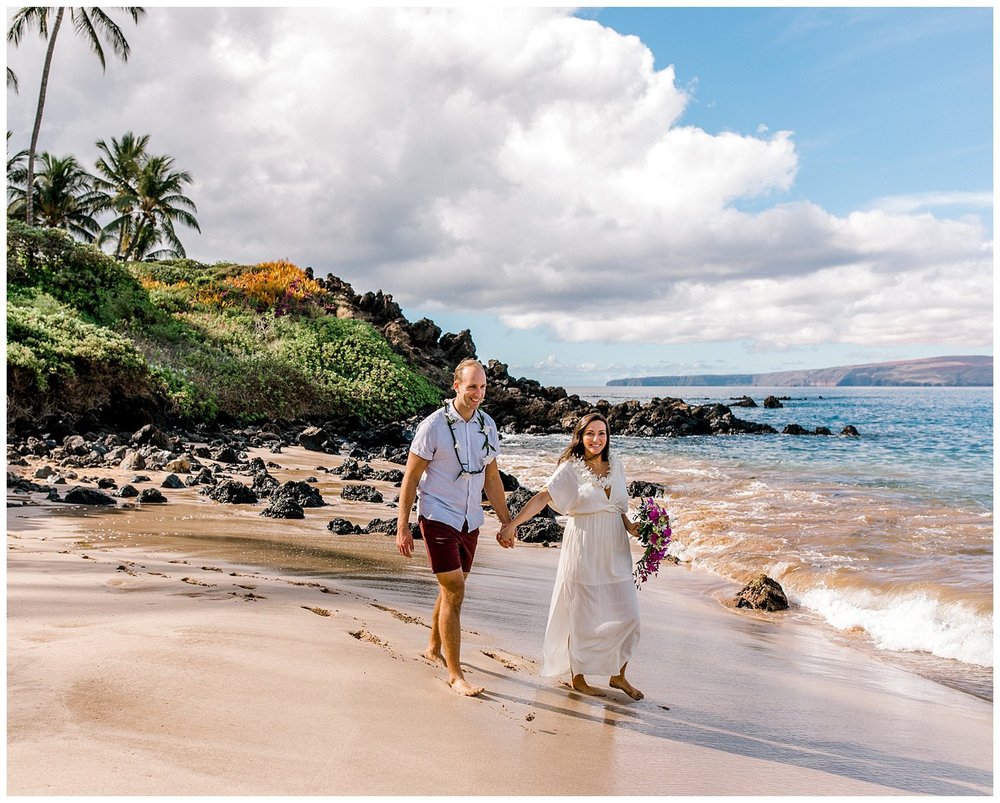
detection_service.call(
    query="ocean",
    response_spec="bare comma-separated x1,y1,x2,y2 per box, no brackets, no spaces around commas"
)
497,385,993,700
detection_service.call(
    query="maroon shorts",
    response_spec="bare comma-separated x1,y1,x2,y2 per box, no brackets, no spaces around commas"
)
419,516,479,575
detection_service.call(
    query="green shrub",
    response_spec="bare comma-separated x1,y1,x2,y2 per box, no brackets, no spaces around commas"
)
6,221,155,327
6,291,164,423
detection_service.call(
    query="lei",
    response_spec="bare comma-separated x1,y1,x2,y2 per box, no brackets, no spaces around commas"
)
571,454,616,490
443,404,497,480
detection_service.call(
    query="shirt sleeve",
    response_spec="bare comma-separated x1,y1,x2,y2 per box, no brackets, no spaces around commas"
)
409,414,437,461
544,461,580,514
483,413,500,465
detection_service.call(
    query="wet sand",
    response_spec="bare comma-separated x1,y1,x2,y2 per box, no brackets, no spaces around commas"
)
6,446,993,795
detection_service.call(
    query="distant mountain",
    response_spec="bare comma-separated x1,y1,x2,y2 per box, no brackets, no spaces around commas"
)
607,356,993,387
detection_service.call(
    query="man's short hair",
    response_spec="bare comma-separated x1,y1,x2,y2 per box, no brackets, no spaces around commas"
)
453,358,484,385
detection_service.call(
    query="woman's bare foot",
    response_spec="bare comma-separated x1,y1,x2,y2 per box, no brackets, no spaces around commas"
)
422,648,448,668
609,674,644,700
571,674,605,697
449,677,485,696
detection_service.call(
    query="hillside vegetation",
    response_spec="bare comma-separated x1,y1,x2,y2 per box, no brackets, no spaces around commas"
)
6,222,441,431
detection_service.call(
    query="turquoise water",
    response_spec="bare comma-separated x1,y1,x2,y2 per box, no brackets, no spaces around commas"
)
498,386,993,697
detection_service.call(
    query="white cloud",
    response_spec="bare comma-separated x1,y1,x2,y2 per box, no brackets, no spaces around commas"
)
869,191,994,214
5,7,992,351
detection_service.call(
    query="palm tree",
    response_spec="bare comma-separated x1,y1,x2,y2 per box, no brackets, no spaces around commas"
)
7,6,146,226
7,66,18,92
93,132,200,260
7,151,101,240
92,130,149,255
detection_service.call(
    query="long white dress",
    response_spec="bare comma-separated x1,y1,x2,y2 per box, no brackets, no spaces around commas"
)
540,455,640,678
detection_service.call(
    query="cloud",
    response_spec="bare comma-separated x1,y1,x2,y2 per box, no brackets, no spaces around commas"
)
869,191,994,214
5,7,992,351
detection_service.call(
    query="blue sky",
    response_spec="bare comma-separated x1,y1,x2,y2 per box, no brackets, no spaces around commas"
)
6,6,993,386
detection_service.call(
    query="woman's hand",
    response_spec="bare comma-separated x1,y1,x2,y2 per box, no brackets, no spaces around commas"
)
497,522,517,548
622,516,640,538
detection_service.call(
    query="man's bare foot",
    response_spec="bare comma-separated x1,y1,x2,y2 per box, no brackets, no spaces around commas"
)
422,648,448,668
609,675,644,700
449,677,485,696
571,674,605,697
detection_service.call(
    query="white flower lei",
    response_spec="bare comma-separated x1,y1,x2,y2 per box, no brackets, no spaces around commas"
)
571,454,617,490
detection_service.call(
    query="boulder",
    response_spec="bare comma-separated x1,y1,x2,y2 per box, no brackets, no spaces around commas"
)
840,425,860,437
327,517,362,535
628,480,665,499
260,497,305,519
762,396,784,409
212,447,239,464
204,480,259,504
137,488,167,504
342,484,384,503
163,457,192,473
115,484,139,498
119,451,146,471
506,486,556,520
131,424,172,450
271,480,326,508
733,575,789,611
499,470,521,492
161,474,185,489
362,517,397,534
298,426,329,452
62,486,115,506
515,517,564,543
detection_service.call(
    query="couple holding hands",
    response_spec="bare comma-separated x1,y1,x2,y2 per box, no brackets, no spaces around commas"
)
396,359,644,700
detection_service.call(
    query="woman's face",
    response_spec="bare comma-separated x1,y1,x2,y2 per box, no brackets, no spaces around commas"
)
581,420,608,459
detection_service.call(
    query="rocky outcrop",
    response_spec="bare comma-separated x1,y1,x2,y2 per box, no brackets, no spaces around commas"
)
733,575,789,611
315,275,476,391
481,360,777,437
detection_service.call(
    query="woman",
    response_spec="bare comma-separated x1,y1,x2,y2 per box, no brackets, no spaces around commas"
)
501,412,644,700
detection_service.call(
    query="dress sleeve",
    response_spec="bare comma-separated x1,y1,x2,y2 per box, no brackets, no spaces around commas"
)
544,461,580,514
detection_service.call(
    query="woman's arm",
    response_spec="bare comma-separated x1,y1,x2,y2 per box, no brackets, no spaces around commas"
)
621,513,640,538
501,488,553,538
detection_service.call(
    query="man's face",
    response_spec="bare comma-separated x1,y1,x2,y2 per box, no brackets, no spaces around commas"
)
454,365,487,411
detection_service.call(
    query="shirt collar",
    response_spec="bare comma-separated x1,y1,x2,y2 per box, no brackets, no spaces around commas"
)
447,399,479,424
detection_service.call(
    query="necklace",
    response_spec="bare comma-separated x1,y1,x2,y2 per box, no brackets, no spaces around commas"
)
443,404,496,480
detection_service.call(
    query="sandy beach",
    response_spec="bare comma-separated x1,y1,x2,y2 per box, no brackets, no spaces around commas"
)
6,445,993,796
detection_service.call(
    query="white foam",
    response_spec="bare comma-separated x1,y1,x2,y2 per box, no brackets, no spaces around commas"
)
797,585,994,668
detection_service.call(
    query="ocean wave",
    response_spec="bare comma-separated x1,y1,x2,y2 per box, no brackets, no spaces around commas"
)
797,585,993,668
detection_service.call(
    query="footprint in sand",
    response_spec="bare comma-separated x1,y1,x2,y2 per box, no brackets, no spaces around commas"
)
181,577,215,587
480,649,536,673
229,591,266,602
369,602,427,627
349,628,392,651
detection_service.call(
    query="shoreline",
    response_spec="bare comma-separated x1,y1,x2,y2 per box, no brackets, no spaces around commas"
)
6,446,994,795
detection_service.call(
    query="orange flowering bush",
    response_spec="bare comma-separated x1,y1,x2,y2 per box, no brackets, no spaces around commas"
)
229,260,324,314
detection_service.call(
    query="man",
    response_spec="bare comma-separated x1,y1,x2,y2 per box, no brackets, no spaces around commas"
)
396,358,514,696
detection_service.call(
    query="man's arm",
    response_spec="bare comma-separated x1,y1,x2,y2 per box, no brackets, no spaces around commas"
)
396,451,430,558
483,460,514,548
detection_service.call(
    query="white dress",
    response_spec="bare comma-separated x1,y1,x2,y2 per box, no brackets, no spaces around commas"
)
540,455,640,678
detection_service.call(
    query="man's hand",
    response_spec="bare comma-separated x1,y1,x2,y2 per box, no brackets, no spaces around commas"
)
397,523,414,558
496,523,516,548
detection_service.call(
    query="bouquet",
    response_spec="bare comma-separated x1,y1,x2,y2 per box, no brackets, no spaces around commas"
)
633,497,672,588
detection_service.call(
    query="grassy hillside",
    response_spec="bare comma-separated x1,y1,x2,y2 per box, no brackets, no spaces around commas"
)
6,222,441,430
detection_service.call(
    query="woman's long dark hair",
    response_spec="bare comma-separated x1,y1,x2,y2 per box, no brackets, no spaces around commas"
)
558,412,611,465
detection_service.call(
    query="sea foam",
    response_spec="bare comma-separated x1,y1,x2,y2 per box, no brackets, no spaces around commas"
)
797,585,994,668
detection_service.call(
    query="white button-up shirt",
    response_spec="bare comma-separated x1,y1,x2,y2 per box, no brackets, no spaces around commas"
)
409,401,500,532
